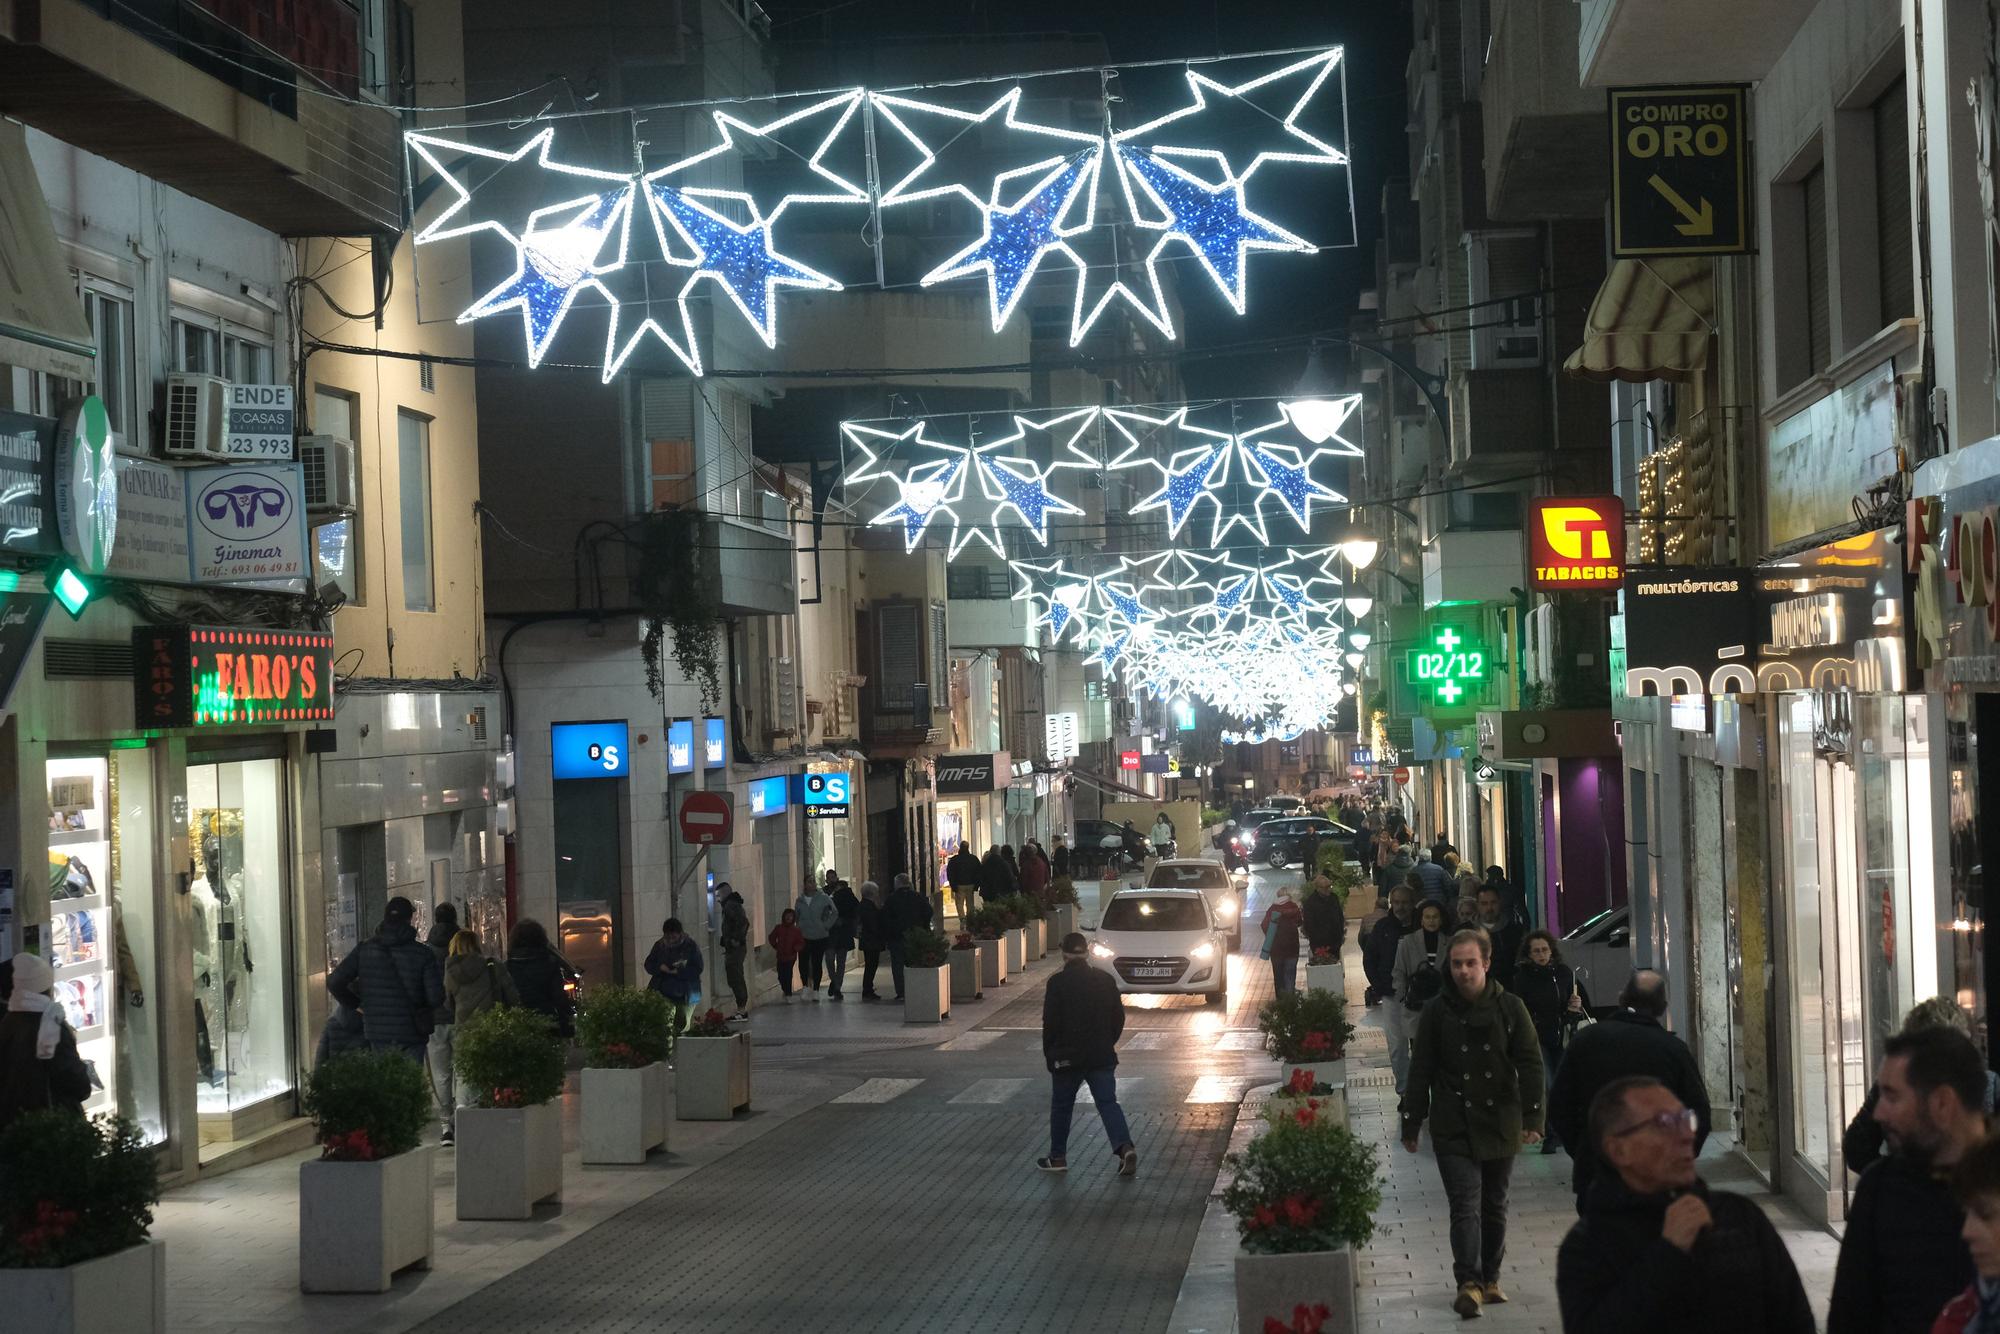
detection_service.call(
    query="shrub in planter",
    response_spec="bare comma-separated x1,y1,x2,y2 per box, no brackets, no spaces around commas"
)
992,899,1024,931
0,1111,158,1268
1222,1116,1380,1255
964,907,1005,940
1050,877,1080,906
903,926,951,967
577,984,673,1069
1257,988,1356,1065
1005,892,1045,921
950,932,978,952
1308,946,1338,967
454,1004,567,1109
302,1048,430,1162
684,1007,734,1038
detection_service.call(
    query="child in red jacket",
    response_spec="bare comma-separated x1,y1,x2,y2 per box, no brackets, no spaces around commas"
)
768,908,805,1002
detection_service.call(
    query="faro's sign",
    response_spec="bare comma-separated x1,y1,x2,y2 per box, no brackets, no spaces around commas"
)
133,625,335,728
1527,497,1626,590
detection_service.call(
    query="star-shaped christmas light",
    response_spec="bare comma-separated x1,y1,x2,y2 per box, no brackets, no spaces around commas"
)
873,453,968,551
646,91,869,224
457,189,632,367
1118,147,1309,312
871,86,1102,211
647,184,840,346
1112,48,1348,189
973,451,1085,548
1131,441,1229,539
407,128,633,247
1238,439,1346,527
923,156,1092,332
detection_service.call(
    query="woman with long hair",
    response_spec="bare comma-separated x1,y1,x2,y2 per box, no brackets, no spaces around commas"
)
1513,929,1587,1153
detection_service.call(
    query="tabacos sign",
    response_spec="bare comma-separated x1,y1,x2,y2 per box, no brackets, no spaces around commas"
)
1528,496,1626,590
133,625,335,728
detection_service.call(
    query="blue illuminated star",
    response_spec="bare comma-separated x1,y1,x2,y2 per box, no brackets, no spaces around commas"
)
1132,442,1228,539
647,185,839,346
873,455,967,551
1119,147,1309,313
975,452,1084,544
1100,583,1153,625
1239,440,1344,528
458,189,632,367
924,156,1091,332
1095,630,1133,669
1266,574,1317,615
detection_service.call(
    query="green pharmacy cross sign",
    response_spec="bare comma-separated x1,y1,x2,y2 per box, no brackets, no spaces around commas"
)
1406,624,1487,709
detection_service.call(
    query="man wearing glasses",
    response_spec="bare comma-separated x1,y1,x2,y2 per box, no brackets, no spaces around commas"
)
1556,1076,1814,1333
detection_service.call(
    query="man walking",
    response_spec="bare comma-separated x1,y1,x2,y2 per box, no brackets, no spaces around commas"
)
1828,1026,1986,1334
1557,1076,1814,1333
1475,886,1522,990
883,872,931,1001
717,882,751,1021
946,842,981,927
328,896,444,1063
1401,927,1544,1320
794,876,837,1001
1362,886,1417,1008
423,901,459,1128
1548,971,1710,1210
1414,849,1453,905
1037,932,1138,1177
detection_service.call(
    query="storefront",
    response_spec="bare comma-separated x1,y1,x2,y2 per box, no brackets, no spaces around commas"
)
935,750,1009,880
803,756,864,885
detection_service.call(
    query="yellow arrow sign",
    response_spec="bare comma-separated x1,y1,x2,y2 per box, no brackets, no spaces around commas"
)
1647,174,1715,237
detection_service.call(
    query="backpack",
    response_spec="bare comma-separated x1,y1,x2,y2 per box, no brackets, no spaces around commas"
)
1405,953,1445,1009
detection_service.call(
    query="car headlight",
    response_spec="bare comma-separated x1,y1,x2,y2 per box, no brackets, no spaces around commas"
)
1218,895,1238,916
1089,942,1115,960
1190,941,1217,961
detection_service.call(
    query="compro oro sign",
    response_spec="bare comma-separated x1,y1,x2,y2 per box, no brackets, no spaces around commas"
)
1609,84,1749,257
1528,497,1625,590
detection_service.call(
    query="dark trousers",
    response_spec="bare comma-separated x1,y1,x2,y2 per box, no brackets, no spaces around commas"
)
861,947,883,996
802,938,829,988
725,947,748,1009
887,942,907,997
826,945,849,996
777,958,798,996
1436,1152,1516,1286
1050,1066,1133,1159
1271,952,1298,995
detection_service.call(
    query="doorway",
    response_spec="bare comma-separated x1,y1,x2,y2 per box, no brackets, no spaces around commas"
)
553,777,624,991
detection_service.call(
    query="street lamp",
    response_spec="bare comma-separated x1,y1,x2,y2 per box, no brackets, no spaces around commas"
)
1336,535,1380,571
1284,343,1349,444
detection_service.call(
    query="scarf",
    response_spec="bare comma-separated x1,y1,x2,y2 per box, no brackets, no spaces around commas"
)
7,953,64,1060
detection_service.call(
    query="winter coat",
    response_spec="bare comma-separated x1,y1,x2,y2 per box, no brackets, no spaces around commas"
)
1845,1072,2000,1174
643,935,704,1002
1557,1175,1815,1334
979,850,1015,899
445,952,519,1024
1042,958,1125,1073
1413,860,1453,903
794,890,837,942
1932,1285,2000,1334
1362,913,1415,996
885,885,933,937
1376,851,1416,896
1301,890,1346,953
1019,850,1050,903
946,848,982,889
719,892,750,953
767,923,805,963
327,922,446,1047
1052,845,1072,878
1392,927,1447,1011
1402,978,1543,1160
505,946,574,1035
1548,1009,1711,1198
828,886,860,951
857,899,888,950
313,1002,366,1070
424,923,459,1024
1827,1152,1975,1334
1512,959,1586,1048
1259,899,1303,960
0,1009,91,1133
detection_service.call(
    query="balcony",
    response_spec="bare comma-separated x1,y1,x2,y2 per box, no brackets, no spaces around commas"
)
0,0,402,235
1448,368,1551,468
1483,0,1606,221
1578,0,1817,87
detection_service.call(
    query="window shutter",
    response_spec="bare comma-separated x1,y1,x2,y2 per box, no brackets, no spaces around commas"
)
1875,78,1915,324
930,601,949,690
876,603,921,712
1802,165,1831,372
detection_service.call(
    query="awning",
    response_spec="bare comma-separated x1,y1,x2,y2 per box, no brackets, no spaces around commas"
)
1562,257,1714,384
0,122,95,381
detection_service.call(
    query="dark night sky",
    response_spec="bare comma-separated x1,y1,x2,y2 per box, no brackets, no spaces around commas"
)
759,0,1412,399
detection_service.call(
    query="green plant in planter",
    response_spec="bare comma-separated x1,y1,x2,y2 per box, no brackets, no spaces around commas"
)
0,1112,158,1268
1049,876,1080,906
1005,892,1045,921
903,926,951,967
682,1007,734,1038
577,984,674,1069
1257,988,1356,1064
303,1048,430,1161
1222,1116,1381,1254
965,906,1004,939
993,899,1024,930
1312,846,1361,903
454,1004,567,1109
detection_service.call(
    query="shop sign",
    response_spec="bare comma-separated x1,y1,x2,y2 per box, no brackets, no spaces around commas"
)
1527,496,1625,590
1754,529,1907,692
1118,749,1141,771
747,774,789,818
550,720,629,778
1622,568,1759,696
0,409,56,557
54,396,116,574
1140,752,1170,773
1907,492,2000,680
1043,710,1079,761
189,463,309,586
1608,84,1750,257
1404,623,1488,709
222,384,296,460
108,460,191,583
801,772,850,820
1350,746,1373,766
937,751,1009,794
667,718,695,774
0,587,53,718
704,717,725,767
133,625,335,729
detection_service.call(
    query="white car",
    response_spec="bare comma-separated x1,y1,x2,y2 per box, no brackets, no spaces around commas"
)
1088,886,1229,1006
1144,858,1244,947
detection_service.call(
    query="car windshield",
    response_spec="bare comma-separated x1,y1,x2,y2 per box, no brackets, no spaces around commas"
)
1148,864,1229,890
1101,896,1210,931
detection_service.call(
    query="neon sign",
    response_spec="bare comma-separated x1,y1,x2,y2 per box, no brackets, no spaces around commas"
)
133,626,335,729
1405,625,1486,708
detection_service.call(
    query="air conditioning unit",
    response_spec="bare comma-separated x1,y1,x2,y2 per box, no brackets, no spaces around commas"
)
299,435,359,514
162,373,227,459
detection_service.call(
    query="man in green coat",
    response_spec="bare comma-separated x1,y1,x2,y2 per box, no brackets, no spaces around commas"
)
1401,927,1545,1321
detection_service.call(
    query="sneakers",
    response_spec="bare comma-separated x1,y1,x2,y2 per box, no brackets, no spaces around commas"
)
862,992,881,1001
1117,1145,1139,1177
810,989,821,1003
1036,1156,1068,1173
440,1126,454,1147
729,1011,750,1023
1454,1282,1484,1319
1481,1282,1507,1305
829,991,844,1002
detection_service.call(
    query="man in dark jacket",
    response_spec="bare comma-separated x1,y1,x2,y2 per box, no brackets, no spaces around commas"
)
717,882,751,1020
1557,1076,1814,1334
1402,927,1545,1319
883,873,932,1000
1038,932,1136,1176
857,882,889,1001
1828,1026,1987,1334
1301,878,1347,960
1475,886,1522,989
1363,886,1417,1007
946,843,982,926
642,917,703,1058
328,896,444,1061
0,952,92,1134
423,901,460,1120
1548,970,1710,1210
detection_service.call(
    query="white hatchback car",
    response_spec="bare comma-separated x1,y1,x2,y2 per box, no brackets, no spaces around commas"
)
1144,858,1244,947
1088,886,1229,1006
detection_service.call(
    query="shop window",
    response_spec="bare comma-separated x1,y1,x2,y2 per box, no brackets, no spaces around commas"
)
398,410,435,612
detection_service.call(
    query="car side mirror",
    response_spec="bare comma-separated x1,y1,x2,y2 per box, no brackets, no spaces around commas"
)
1607,927,1629,948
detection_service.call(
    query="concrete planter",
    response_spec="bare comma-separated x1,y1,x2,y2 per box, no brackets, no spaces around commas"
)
1305,962,1345,995
904,962,950,1023
0,1239,165,1333
1030,919,1049,958
455,1102,562,1220
1268,1088,1349,1130
1005,927,1029,973
299,1147,434,1292
1049,903,1078,942
1234,1245,1358,1334
977,936,1008,987
581,1062,670,1164
950,947,984,1001
675,1033,751,1121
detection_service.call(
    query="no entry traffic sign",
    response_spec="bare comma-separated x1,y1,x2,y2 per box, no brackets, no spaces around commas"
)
678,790,733,845
1393,767,1412,787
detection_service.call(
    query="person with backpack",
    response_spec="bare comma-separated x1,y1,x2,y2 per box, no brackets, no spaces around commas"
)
768,909,805,1002
441,929,518,1143
503,918,576,1037
327,896,445,1063
717,882,751,1021
1389,900,1450,1096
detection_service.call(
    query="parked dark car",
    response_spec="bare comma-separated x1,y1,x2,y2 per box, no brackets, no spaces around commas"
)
1069,819,1152,872
1560,904,1634,1017
1248,816,1354,869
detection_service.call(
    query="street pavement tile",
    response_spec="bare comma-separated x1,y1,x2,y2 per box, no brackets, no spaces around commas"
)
950,1077,1033,1103
1184,1075,1254,1103
937,1029,1008,1051
829,1076,925,1103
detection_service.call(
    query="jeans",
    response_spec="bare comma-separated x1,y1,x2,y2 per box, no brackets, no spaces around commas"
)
1271,952,1298,996
1050,1066,1133,1159
862,947,883,996
826,946,849,996
887,942,907,997
1539,1036,1564,1145
803,938,829,989
427,1024,455,1123
1435,1152,1516,1286
724,947,749,1009
777,958,798,996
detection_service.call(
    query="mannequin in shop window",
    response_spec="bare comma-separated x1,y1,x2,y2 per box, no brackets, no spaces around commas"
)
190,827,253,1088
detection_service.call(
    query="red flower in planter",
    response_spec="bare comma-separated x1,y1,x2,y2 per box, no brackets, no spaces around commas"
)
1280,1193,1321,1228
1285,1068,1316,1095
1310,946,1336,964
1250,1203,1279,1231
1297,1030,1341,1058
1263,1303,1333,1334
492,1087,525,1108
323,1128,379,1162
1293,1103,1320,1128
17,1199,81,1254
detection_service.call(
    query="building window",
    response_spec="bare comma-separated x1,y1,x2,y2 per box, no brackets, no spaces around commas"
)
359,0,389,100
314,388,364,606
172,315,273,384
79,280,136,448
172,318,219,375
1801,164,1831,375
1874,77,1915,325
398,410,434,612
946,565,1011,599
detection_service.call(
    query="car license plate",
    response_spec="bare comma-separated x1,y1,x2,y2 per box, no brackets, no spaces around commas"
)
1132,965,1177,979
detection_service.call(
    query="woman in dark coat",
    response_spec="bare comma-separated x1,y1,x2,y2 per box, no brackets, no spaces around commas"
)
0,952,92,1133
505,918,576,1036
1512,928,1586,1152
979,846,1015,905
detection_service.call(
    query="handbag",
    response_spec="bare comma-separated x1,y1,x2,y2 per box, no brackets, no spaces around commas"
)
1568,973,1596,1031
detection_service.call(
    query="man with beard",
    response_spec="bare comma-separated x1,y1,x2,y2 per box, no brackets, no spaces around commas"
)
1828,1026,1987,1334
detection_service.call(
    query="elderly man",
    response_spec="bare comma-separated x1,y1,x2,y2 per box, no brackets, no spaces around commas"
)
1557,1076,1814,1334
